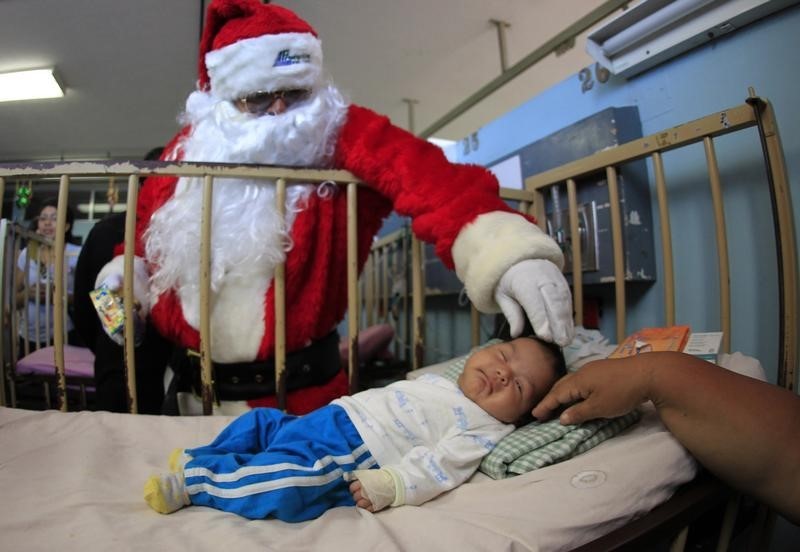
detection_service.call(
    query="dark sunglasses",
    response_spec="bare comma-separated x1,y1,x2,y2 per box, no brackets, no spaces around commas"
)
234,89,310,115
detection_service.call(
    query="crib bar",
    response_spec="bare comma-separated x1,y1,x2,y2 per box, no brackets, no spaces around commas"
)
748,96,798,391
53,175,69,411
19,236,31,359
669,527,688,552
11,232,22,392
364,253,375,327
31,244,41,352
200,175,214,415
382,247,389,322
400,231,409,364
531,189,546,233
411,236,425,371
566,178,583,326
35,243,44,350
123,174,140,413
275,178,288,410
471,305,480,347
347,182,359,393
714,494,740,551
652,152,676,326
703,137,732,354
606,166,626,344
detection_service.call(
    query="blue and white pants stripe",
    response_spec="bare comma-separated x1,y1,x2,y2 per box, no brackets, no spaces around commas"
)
184,405,376,521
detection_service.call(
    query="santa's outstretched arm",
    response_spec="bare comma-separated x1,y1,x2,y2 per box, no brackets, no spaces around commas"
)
334,105,574,346
95,129,188,320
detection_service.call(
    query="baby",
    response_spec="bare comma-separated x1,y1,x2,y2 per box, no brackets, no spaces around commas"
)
144,336,566,521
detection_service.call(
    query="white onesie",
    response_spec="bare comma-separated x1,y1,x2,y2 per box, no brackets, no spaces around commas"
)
333,373,514,506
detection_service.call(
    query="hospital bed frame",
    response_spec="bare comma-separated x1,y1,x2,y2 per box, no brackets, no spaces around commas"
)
0,91,795,550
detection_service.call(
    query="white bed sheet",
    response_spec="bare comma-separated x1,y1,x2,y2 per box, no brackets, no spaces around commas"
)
0,353,762,551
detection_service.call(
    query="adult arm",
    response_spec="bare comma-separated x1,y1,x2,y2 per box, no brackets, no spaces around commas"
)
335,105,573,345
531,352,800,524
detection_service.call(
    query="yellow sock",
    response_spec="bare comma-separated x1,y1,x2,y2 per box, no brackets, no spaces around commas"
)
168,448,190,473
143,473,189,514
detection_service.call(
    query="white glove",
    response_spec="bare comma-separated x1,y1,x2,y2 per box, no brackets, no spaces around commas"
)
92,255,151,346
343,469,399,512
494,259,575,346
95,254,151,317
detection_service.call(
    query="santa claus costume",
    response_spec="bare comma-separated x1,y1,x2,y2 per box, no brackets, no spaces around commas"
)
97,0,571,415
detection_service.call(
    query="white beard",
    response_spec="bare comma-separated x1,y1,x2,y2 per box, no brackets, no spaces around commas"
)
144,84,349,361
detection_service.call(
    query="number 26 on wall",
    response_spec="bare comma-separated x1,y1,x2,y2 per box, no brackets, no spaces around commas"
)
579,63,611,93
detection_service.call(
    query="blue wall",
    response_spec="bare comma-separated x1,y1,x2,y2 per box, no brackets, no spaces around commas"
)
452,5,800,386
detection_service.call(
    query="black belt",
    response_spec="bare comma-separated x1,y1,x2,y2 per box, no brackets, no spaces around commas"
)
163,330,341,409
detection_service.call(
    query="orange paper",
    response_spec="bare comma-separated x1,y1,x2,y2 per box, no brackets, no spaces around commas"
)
608,325,691,358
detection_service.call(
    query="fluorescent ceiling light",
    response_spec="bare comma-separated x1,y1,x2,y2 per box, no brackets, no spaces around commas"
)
0,68,64,102
586,0,800,78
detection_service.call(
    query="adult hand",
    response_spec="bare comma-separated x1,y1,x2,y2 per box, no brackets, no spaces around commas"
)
94,255,151,317
532,357,652,424
494,259,574,346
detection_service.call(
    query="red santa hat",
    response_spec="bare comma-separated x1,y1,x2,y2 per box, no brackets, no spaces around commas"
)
198,0,323,100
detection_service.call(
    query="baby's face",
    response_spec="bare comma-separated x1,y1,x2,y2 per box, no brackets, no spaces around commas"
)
457,338,558,423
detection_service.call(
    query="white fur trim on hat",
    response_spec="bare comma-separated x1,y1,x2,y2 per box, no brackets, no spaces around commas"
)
206,32,323,99
452,212,564,312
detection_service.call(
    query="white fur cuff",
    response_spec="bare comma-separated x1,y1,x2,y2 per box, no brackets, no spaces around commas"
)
452,212,564,312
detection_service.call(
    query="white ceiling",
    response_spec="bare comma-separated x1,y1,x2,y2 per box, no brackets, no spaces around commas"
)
0,0,628,162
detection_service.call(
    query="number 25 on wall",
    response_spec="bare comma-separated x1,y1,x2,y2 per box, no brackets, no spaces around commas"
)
579,63,611,93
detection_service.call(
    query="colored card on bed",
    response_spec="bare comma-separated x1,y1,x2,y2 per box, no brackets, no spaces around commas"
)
607,325,691,358
682,332,723,362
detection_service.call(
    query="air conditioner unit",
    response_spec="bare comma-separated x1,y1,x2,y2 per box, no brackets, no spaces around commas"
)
586,0,799,78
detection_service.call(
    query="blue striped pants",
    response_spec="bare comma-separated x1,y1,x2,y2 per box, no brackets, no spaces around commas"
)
184,405,376,521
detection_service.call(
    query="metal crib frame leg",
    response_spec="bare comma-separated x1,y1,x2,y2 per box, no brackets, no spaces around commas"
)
715,494,740,551
669,526,689,552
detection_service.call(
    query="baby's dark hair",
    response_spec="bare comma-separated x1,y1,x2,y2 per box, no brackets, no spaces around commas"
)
506,334,567,427
493,315,567,380
518,334,567,380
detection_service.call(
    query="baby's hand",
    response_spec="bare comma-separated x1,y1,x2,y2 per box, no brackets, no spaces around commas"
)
343,470,397,512
348,479,376,512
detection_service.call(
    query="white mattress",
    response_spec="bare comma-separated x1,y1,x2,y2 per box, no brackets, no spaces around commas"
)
0,353,761,551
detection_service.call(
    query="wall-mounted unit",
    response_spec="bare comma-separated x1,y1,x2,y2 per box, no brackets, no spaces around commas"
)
488,106,656,287
586,0,799,78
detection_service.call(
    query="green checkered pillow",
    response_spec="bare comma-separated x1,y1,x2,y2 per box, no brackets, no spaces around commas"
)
441,340,641,479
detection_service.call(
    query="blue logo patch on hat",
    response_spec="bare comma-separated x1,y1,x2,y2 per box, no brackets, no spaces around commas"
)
274,49,311,67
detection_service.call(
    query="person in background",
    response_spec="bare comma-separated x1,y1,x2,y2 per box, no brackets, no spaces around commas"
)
72,147,174,414
14,198,82,353
531,352,800,525
143,335,566,520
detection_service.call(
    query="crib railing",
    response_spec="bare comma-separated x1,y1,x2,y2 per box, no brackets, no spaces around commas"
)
526,91,797,393
0,164,367,414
